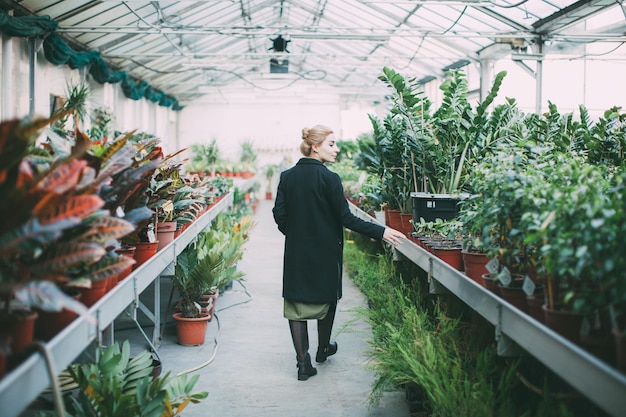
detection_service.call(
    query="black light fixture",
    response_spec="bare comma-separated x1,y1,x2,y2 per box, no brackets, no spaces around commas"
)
269,35,290,53
269,58,289,74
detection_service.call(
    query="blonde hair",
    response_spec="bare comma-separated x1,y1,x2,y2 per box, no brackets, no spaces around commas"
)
300,125,334,157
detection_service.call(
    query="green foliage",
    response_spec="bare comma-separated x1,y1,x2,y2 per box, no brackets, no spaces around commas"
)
173,211,253,317
187,140,220,173
373,67,510,197
43,341,208,417
343,241,606,417
335,139,359,162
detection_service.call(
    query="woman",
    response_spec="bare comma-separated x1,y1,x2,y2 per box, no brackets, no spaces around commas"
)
272,125,405,381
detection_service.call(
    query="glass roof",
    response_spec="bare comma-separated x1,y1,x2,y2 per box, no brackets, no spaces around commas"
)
10,0,625,104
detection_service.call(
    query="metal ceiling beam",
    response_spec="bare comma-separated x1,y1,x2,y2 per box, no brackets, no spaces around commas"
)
474,6,532,32
56,25,542,40
533,0,617,34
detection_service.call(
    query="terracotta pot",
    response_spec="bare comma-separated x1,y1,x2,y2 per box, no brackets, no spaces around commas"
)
386,209,403,232
498,280,528,313
200,291,218,320
526,293,546,324
462,251,489,286
1,309,38,355
407,233,421,245
104,274,118,293
172,312,211,346
399,213,414,235
430,245,463,271
35,289,81,341
0,348,5,379
115,246,136,282
156,221,177,251
612,327,626,373
151,358,163,378
133,241,159,270
542,304,585,345
76,279,109,307
481,273,501,296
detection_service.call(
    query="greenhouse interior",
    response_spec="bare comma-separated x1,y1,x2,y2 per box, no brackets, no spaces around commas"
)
1,0,625,416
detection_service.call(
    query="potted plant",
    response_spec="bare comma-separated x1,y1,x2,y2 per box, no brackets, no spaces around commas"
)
530,156,620,350
263,163,278,200
147,153,189,251
171,236,223,345
187,140,219,177
374,67,509,226
38,340,208,417
239,140,257,178
0,88,144,357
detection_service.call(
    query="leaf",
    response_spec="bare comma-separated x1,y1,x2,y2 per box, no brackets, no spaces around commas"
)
81,255,136,283
35,194,105,224
0,217,80,255
30,241,106,273
94,144,137,184
77,216,136,243
35,159,87,193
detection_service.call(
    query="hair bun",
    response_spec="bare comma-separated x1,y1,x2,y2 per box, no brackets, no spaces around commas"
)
301,128,310,141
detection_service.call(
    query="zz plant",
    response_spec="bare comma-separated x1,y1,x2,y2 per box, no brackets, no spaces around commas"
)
44,341,207,417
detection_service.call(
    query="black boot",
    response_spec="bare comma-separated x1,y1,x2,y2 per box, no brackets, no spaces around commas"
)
316,302,338,363
289,320,317,381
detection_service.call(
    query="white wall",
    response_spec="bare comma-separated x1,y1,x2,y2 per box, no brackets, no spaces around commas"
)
0,38,177,148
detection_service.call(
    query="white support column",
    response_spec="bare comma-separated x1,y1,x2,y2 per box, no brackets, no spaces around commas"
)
2,13,13,120
535,40,544,114
29,38,36,116
479,59,494,102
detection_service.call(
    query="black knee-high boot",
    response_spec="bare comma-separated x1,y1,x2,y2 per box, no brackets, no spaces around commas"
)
316,302,338,363
289,320,317,381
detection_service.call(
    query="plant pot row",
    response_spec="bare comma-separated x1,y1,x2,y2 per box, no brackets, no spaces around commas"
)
405,237,626,372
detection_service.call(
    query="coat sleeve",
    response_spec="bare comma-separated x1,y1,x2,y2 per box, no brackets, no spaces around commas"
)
327,172,385,240
272,172,288,235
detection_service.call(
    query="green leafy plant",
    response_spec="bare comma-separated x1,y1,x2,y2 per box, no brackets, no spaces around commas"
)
173,239,224,318
373,67,509,197
52,341,207,417
186,141,219,175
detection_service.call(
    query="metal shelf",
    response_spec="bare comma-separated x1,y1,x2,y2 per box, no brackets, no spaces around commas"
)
0,193,234,417
349,204,626,417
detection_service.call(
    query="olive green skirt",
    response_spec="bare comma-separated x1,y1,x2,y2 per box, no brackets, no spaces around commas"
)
284,299,330,320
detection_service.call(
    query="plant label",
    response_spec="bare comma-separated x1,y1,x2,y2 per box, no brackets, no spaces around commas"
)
499,267,512,286
486,258,499,274
522,275,536,296
147,228,157,243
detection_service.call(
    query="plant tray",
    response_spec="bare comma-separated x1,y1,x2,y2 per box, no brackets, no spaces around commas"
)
410,192,467,223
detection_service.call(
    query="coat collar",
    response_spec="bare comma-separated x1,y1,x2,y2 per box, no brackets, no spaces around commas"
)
296,157,324,166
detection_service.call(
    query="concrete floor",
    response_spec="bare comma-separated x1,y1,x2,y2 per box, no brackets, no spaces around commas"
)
119,199,409,417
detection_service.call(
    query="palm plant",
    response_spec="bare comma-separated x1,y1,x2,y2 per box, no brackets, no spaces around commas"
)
172,240,224,318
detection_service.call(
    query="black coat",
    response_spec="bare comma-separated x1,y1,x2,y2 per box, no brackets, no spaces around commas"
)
272,158,385,303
